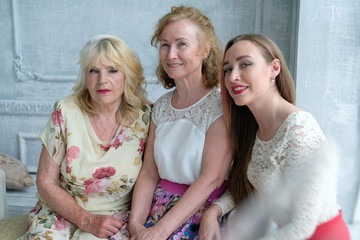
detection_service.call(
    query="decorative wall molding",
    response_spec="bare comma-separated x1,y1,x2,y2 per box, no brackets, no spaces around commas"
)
10,0,160,84
11,0,76,82
18,132,40,173
0,100,52,115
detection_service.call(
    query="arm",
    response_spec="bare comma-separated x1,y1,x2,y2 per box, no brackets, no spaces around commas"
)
198,204,223,240
198,190,235,240
259,122,332,240
135,116,233,240
129,120,160,237
36,146,124,238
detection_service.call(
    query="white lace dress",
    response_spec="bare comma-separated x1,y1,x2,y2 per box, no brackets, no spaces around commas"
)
152,88,222,184
216,111,340,240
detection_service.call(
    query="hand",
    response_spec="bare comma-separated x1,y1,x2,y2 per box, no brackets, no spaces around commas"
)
198,205,222,240
78,214,125,238
130,226,167,240
129,222,146,239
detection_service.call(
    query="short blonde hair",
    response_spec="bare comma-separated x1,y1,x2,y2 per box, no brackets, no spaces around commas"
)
72,35,147,125
151,5,223,89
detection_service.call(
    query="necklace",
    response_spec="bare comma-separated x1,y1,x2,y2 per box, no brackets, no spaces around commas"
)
91,116,119,141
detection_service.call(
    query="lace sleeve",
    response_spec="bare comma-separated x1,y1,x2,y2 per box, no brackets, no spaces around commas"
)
259,114,336,240
214,190,235,217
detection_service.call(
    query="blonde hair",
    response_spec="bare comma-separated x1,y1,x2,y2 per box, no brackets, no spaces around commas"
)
151,5,223,89
72,35,147,125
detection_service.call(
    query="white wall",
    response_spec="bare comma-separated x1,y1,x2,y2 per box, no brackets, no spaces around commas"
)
0,0,298,217
296,0,360,236
0,0,297,177
2,0,359,237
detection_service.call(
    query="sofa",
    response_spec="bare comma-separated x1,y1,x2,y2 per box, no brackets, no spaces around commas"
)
0,169,28,239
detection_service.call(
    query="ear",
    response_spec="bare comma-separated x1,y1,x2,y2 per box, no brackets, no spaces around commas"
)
203,42,211,59
271,59,281,79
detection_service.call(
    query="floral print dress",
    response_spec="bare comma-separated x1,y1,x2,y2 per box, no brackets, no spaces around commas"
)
18,95,151,240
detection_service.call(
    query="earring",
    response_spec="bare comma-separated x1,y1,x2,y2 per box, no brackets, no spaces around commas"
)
272,78,275,82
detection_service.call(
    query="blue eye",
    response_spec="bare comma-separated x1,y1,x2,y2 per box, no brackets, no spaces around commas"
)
109,69,118,73
160,43,169,48
89,69,98,73
241,63,251,68
178,42,186,47
224,68,232,74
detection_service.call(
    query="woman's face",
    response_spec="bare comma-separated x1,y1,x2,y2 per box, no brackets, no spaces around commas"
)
158,18,205,81
85,60,125,110
223,40,275,107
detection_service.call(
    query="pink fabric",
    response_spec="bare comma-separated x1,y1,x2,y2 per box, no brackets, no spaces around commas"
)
307,210,350,240
159,179,228,201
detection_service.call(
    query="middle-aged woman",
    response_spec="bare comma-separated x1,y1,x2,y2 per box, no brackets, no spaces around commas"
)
199,33,350,240
127,6,232,240
18,35,151,240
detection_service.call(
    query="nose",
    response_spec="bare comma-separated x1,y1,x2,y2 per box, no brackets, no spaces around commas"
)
229,70,240,83
167,45,177,59
98,71,108,84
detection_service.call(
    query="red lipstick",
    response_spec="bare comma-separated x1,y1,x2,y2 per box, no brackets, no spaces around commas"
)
232,85,248,94
97,89,111,94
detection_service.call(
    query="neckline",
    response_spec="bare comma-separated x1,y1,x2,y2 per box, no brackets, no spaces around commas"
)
169,88,215,111
85,114,120,144
256,111,306,143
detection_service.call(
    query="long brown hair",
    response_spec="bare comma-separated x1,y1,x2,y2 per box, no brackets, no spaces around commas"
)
221,34,295,205
151,5,223,89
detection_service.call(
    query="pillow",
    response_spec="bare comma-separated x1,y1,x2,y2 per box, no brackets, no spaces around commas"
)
0,153,35,190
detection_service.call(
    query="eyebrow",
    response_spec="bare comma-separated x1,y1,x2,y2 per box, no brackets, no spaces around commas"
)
159,37,188,42
87,65,117,70
223,55,251,66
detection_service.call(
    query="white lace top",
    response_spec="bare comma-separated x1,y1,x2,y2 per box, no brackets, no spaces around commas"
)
152,88,222,185
216,111,340,239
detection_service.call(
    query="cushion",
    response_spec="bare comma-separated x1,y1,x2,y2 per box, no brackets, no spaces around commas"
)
0,214,28,240
0,153,35,190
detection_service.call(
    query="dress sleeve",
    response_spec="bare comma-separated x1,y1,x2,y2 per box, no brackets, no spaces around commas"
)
259,115,332,240
213,190,235,217
39,101,66,165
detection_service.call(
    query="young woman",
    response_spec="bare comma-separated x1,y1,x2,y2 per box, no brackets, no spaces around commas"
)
199,34,350,240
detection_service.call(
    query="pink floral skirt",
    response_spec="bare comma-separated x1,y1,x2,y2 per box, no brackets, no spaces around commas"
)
143,179,228,240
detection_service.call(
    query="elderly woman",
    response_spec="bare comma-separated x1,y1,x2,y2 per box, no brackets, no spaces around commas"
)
128,6,232,240
18,35,151,240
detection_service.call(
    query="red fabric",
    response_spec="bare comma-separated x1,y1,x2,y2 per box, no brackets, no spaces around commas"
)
307,211,350,240
158,179,228,201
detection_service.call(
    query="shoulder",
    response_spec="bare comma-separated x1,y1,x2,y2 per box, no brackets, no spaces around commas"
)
282,111,327,149
153,91,173,112
202,88,223,116
286,111,323,134
137,101,152,126
54,95,79,110
154,91,173,106
52,95,81,121
206,87,222,101
141,101,152,113
205,88,222,107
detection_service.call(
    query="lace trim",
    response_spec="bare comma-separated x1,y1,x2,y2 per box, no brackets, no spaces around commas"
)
152,88,222,134
214,190,235,217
